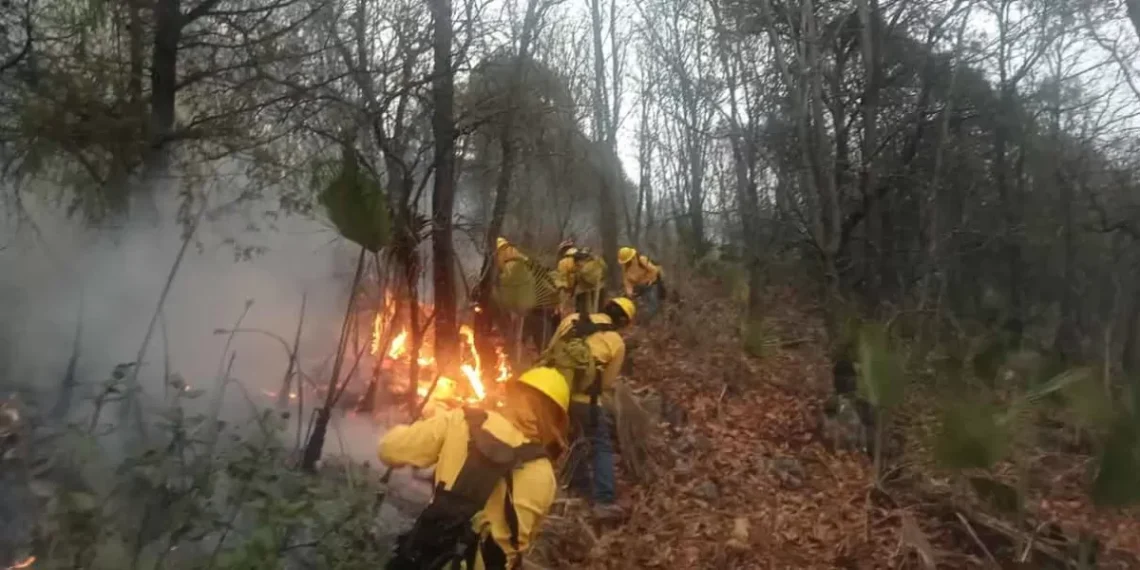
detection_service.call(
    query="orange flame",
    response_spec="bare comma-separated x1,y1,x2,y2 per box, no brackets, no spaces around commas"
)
388,331,408,359
7,556,35,569
460,364,486,400
368,303,511,405
371,313,382,355
494,346,511,383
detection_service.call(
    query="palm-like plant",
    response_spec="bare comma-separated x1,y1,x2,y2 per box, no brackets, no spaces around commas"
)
935,357,1140,510
301,143,391,471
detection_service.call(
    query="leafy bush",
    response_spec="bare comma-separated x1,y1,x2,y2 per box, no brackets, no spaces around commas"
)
934,400,1010,470
13,381,392,570
317,146,391,253
741,319,772,359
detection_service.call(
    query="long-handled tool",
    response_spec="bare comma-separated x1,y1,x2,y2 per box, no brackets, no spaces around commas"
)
372,372,444,511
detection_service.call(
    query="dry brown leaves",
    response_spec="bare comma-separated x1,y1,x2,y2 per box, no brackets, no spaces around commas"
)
544,286,897,569
1028,455,1140,561
539,283,1140,569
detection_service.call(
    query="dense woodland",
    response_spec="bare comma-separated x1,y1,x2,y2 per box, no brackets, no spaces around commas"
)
5,0,1140,566
9,0,1140,363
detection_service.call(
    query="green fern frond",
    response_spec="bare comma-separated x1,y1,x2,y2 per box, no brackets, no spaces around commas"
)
1002,367,1095,429
495,260,539,312
857,323,903,410
1091,416,1140,507
318,146,390,252
934,400,1010,470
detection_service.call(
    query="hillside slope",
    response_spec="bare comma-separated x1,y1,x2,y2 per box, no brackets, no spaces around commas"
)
537,282,1140,569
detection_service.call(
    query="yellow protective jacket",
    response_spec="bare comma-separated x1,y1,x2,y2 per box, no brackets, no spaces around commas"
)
378,409,556,569
554,254,576,291
622,254,662,296
549,313,625,406
495,244,527,271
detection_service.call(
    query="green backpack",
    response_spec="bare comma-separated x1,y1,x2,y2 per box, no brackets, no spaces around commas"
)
565,248,606,292
538,314,617,398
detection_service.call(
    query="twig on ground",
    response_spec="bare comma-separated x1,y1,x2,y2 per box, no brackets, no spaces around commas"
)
204,301,254,452
123,190,213,440
807,447,840,483
278,293,308,409
956,511,999,568
715,383,728,417
160,309,170,399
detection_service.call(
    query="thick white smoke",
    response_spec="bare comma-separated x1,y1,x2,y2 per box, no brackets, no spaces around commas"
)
0,180,375,456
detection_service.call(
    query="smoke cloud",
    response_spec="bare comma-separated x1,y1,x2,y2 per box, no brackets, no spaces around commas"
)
0,183,380,458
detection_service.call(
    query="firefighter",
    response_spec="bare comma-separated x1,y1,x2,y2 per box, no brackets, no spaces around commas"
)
540,297,635,521
554,240,606,317
492,237,559,352
495,237,526,271
379,367,571,570
618,247,665,320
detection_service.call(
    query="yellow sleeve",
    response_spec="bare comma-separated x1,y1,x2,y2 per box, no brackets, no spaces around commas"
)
643,257,661,282
495,463,556,560
600,335,625,394
547,315,574,350
622,266,635,296
377,410,453,468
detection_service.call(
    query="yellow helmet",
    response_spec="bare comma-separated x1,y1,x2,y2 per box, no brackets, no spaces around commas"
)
618,247,637,265
610,297,636,322
517,366,570,412
496,237,509,250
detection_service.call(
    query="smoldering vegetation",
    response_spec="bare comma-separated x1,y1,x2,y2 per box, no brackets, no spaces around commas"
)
0,187,425,569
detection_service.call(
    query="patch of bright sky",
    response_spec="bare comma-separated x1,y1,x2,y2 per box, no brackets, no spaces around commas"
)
458,0,1140,185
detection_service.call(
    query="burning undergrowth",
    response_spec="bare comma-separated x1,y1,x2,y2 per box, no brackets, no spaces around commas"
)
0,286,526,569
0,193,531,568
359,292,512,413
257,282,517,426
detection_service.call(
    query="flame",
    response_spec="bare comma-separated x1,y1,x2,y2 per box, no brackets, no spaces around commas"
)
371,313,382,355
7,556,35,569
388,331,408,359
460,364,486,400
367,301,512,406
494,346,511,383
459,325,479,370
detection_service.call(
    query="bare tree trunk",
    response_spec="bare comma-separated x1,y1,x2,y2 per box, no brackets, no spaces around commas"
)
635,70,653,244
588,0,622,290
430,0,459,376
302,248,366,471
919,4,972,339
149,0,180,171
473,0,544,374
709,0,762,317
1126,0,1140,40
126,0,144,110
857,0,882,306
1046,36,1079,362
803,0,842,327
759,0,828,287
1122,266,1140,376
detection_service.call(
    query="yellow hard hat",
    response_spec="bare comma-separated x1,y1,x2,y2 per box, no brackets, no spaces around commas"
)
497,237,509,250
610,297,636,321
618,247,637,265
517,366,570,412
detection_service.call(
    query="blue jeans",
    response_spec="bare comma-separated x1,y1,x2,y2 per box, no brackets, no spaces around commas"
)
567,401,616,504
634,282,661,320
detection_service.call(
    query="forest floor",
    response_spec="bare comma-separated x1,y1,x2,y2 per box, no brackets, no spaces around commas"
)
535,280,1140,569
